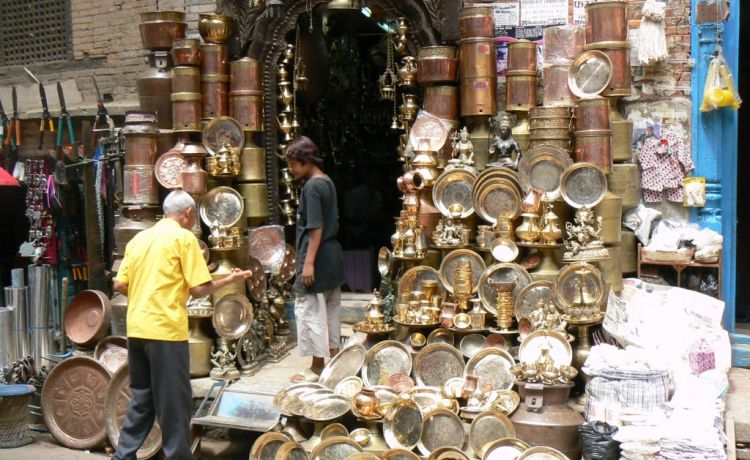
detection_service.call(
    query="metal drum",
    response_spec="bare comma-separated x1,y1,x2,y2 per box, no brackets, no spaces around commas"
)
201,43,228,75
585,1,628,44
543,25,584,64
123,112,158,166
574,129,612,173
529,138,571,151
235,183,270,226
0,308,15,368
424,85,459,121
139,11,186,50
238,142,266,183
171,38,201,66
529,131,571,151
109,294,128,337
593,190,622,244
28,264,53,363
229,91,263,132
543,65,574,107
606,163,640,208
171,66,200,93
507,40,537,72
123,166,159,205
459,6,494,38
459,38,496,79
171,92,202,132
506,72,537,112
230,57,262,92
417,46,458,85
586,42,632,97
202,74,229,119
137,52,173,130
529,114,572,130
460,78,497,117
609,99,634,162
599,246,624,292
574,97,610,132
114,205,159,256
619,229,638,274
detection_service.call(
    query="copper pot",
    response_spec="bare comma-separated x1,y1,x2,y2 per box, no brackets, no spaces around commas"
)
507,40,537,72
238,140,266,183
542,65,574,107
593,190,622,244
585,1,628,44
417,46,458,85
609,98,633,162
458,37,496,79
586,42,632,97
182,158,208,195
123,165,159,205
172,38,201,66
139,11,186,50
230,57,263,92
353,389,379,417
606,163,640,208
201,75,230,119
64,290,112,348
198,13,232,44
574,129,612,173
171,93,202,132
505,72,537,112
530,106,572,118
114,205,160,256
574,97,610,132
424,85,459,121
201,43,228,75
229,91,263,132
235,183,270,226
460,78,497,117
123,112,158,166
137,52,173,130
171,66,200,93
459,6,494,38
543,25,584,63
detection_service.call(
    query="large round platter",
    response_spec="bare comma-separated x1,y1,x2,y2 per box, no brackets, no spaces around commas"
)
245,255,267,302
410,112,450,152
199,186,244,227
459,333,487,359
309,435,363,460
414,343,466,387
249,225,286,272
469,410,516,458
474,179,522,224
274,382,326,416
517,330,572,366
384,398,423,450
478,263,532,316
318,344,367,389
278,244,297,282
333,376,363,400
464,347,515,392
378,246,395,277
381,448,421,460
428,447,470,460
515,280,555,323
482,438,530,460
568,50,613,99
554,262,605,314
41,356,111,449
294,389,335,417
439,249,486,294
560,163,607,209
518,145,573,200
250,432,292,460
302,394,351,421
473,168,521,196
517,446,570,459
417,408,466,456
105,365,162,459
202,116,245,155
275,441,309,460
362,340,412,387
432,168,476,218
154,151,187,189
398,265,445,300
212,294,253,339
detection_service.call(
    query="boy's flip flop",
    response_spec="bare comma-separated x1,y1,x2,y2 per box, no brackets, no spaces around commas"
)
290,368,319,383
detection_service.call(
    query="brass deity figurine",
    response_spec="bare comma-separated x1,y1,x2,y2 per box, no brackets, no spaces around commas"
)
449,127,475,168
489,113,521,170
432,205,469,247
527,299,568,335
563,207,609,262
210,337,240,380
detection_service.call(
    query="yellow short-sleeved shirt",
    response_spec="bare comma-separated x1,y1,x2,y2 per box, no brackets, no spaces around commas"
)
115,218,212,341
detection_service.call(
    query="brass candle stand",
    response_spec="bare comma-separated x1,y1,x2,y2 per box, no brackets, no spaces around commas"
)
488,279,516,331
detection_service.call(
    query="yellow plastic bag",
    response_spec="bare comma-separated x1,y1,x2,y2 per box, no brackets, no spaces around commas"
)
700,50,742,111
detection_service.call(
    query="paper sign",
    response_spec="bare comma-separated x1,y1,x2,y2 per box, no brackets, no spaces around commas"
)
573,0,593,25
493,2,520,27
520,0,567,27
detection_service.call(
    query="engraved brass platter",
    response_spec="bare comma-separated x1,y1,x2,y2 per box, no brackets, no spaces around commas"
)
560,162,607,209
212,294,254,339
474,179,522,224
203,116,245,155
384,398,423,450
473,168,521,197
200,186,244,227
302,394,351,421
515,280,555,323
460,333,487,359
417,408,466,456
518,145,573,200
318,344,367,389
439,249,486,294
250,432,292,460
568,50,612,99
554,262,605,314
154,151,187,189
414,343,466,387
464,348,515,392
249,225,286,272
478,263,532,316
362,340,412,387
518,330,572,366
309,436,363,460
482,438,530,460
469,409,516,458
432,168,476,218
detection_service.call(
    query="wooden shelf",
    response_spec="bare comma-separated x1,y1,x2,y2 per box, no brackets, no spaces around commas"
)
637,244,722,299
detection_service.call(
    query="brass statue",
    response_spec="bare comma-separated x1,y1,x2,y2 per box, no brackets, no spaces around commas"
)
528,299,568,334
563,207,609,262
210,337,240,380
489,113,521,170
449,127,475,167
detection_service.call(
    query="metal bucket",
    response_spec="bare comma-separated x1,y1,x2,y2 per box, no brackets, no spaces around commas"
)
171,66,201,93
230,57,262,92
139,11,186,50
505,72,537,112
200,43,228,75
424,85,459,121
417,46,458,84
123,165,159,205
542,65,574,107
574,129,612,173
585,1,628,44
607,163,640,208
507,40,537,72
201,75,230,119
171,93,202,132
593,190,622,244
458,37,497,79
460,78,497,117
229,91,263,132
459,6,494,38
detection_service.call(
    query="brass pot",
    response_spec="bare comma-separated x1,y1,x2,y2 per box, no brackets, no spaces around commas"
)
198,13,232,44
230,57,263,92
201,76,230,119
235,183,270,226
619,229,638,274
458,37,497,79
201,43,229,75
424,85,459,121
412,150,439,186
542,65,574,107
171,66,201,93
353,389,379,417
593,190,622,244
507,40,537,72
574,129,612,173
182,153,208,195
417,46,458,85
114,205,160,256
574,97,610,132
123,165,159,205
585,1,628,44
586,42,631,97
505,72,537,112
543,25,584,63
139,11,186,50
229,91,263,132
238,140,266,183
460,78,497,117
459,6,494,38
609,98,633,162
137,52,173,130
210,249,246,304
123,112,159,166
606,163,640,208
171,38,201,67
171,93,202,132
188,317,213,377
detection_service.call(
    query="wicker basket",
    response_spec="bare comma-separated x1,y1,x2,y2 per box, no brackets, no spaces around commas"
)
0,384,35,448
641,247,695,265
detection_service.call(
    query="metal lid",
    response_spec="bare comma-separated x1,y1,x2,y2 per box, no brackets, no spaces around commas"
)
384,398,423,450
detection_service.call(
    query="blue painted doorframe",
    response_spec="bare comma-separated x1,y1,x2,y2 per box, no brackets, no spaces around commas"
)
690,0,739,331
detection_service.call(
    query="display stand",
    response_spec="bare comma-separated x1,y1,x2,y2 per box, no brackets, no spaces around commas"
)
637,244,722,299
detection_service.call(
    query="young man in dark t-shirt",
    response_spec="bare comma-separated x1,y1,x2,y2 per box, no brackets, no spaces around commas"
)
285,136,345,382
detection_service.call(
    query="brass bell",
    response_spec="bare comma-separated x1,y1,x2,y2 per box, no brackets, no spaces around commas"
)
291,117,301,130
278,113,293,134
390,117,400,130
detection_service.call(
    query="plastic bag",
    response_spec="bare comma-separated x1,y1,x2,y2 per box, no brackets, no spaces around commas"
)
700,49,741,111
580,421,621,460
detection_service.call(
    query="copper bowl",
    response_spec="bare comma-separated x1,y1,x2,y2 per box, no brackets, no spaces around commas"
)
198,14,232,44
139,12,186,50
65,290,112,348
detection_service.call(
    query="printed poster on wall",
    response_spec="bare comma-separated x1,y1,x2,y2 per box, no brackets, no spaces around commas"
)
487,1,520,38
519,0,568,40
573,0,593,25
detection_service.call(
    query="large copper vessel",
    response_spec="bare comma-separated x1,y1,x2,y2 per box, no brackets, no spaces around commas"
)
593,190,622,244
171,92,202,132
574,129,612,173
607,163,640,208
458,38,496,79
137,52,173,130
114,205,159,256
181,142,209,195
417,46,458,85
543,25,584,63
171,38,201,67
586,42,632,97
201,43,229,75
123,165,159,205
505,72,537,112
230,57,263,91
172,66,200,93
229,91,263,132
139,11,186,50
542,65,574,107
123,112,158,166
585,1,628,44
424,85,459,121
202,74,229,119
238,140,266,183
507,40,537,72
236,183,270,226
459,6,494,38
574,97,610,131
461,78,497,117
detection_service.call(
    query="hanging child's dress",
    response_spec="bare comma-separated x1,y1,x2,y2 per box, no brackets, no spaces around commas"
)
638,127,694,202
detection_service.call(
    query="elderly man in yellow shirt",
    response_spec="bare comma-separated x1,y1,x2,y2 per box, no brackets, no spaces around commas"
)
112,190,251,460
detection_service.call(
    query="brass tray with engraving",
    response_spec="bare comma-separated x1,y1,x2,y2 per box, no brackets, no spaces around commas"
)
518,330,573,366
464,347,515,392
478,263,532,316
413,343,466,387
515,280,555,323
473,168,521,197
432,168,477,218
439,249,486,294
459,333,487,359
249,225,286,272
518,145,573,200
273,382,326,416
554,262,606,314
318,344,367,389
417,408,466,456
469,409,516,458
384,398,423,450
560,162,607,209
398,266,445,299
212,294,254,340
202,116,245,155
105,365,162,459
250,432,292,460
474,179,522,224
154,151,187,189
482,438,530,460
362,340,412,387
568,50,613,99
200,186,244,228
310,436,363,460
245,255,267,302
302,394,351,421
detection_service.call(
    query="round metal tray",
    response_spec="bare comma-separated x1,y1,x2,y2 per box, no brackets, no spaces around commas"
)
478,263,532,316
469,409,516,458
459,333,487,359
398,265,445,300
384,398,423,450
334,376,363,400
568,50,613,99
302,394,351,422
199,186,244,228
310,435,363,459
464,347,515,392
560,162,607,209
248,225,286,272
515,280,555,323
362,340,412,387
202,116,245,155
482,437,530,460
273,382,326,416
250,432,292,460
517,446,570,459
414,343,466,388
417,408,466,456
275,441,309,460
318,344,367,389
518,145,573,200
554,262,605,314
473,178,522,224
432,168,477,218
439,249,486,294
154,151,187,189
518,330,573,366
212,294,254,340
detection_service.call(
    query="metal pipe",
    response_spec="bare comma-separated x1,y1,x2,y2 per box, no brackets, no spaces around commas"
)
0,307,16,368
27,265,52,364
5,286,29,359
11,268,24,288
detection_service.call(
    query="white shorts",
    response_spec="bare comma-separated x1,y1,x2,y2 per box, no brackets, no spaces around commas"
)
294,288,342,358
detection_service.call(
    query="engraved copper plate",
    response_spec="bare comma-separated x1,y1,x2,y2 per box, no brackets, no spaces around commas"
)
245,255,267,302
413,343,465,387
384,398,423,450
410,112,450,152
154,151,187,189
478,263,532,315
302,394,351,421
248,225,286,272
460,333,487,359
554,262,605,313
41,356,111,449
105,365,162,459
319,344,367,389
518,330,572,366
568,50,613,99
381,448,421,460
250,432,292,460
212,294,254,339
279,244,297,282
474,179,522,224
439,249,486,294
482,438,530,460
464,348,515,392
417,408,466,456
199,186,244,227
398,266,444,299
362,341,412,387
310,436,363,460
515,280,555,323
517,446,569,459
469,410,516,458
202,116,245,155
432,168,476,218
560,163,607,209
274,382,325,416
518,146,573,200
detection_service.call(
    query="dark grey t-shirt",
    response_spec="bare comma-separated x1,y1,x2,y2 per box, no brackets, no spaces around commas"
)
294,176,345,294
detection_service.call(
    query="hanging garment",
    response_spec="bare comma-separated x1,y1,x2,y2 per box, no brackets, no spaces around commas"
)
638,132,694,202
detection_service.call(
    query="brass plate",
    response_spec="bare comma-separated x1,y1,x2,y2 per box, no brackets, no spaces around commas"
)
554,262,605,314
105,365,162,459
362,340,412,387
478,263,532,316
250,432,292,460
212,294,254,339
318,344,367,389
432,168,477,218
515,280,555,323
97,345,128,374
273,383,326,416
309,436,363,460
278,244,297,283
320,423,349,440
200,186,244,228
249,225,286,272
154,151,187,189
469,410,516,458
333,376,363,400
275,441,309,460
492,390,521,416
381,448,421,460
474,179,522,224
41,356,111,449
518,330,572,366
517,446,570,459
427,328,455,346
417,408,466,456
378,246,394,277
245,255,267,302
439,249,486,294
465,348,515,392
560,162,607,209
295,389,335,417
398,265,445,300
408,387,446,415
302,394,351,421
473,168,521,196
518,145,573,200
384,398,423,450
568,50,612,99
410,112,451,152
414,343,466,387
460,333,487,359
348,453,379,460
203,116,245,155
482,438,530,460
490,238,519,263
428,447,470,460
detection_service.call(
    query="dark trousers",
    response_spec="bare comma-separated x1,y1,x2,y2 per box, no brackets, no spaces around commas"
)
113,338,193,460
